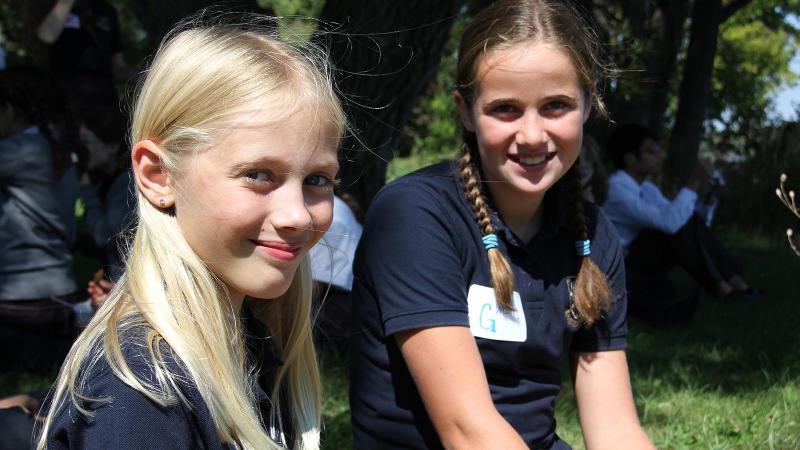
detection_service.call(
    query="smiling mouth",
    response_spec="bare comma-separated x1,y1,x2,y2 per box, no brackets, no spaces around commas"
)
509,153,556,167
250,240,304,261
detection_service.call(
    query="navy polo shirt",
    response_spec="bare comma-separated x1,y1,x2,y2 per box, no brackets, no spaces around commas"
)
46,309,286,449
349,161,628,449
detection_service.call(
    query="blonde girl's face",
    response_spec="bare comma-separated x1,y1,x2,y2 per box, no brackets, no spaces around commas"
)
173,108,340,306
461,41,590,206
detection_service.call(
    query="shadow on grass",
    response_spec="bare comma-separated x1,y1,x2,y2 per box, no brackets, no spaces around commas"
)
320,351,353,449
625,227,800,395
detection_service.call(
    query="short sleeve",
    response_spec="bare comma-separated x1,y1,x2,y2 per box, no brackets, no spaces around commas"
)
355,180,470,336
570,207,628,353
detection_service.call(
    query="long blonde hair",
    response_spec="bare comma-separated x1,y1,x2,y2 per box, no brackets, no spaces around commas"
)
37,19,345,450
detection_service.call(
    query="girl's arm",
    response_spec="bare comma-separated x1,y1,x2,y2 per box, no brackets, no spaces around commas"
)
396,326,528,450
571,350,655,450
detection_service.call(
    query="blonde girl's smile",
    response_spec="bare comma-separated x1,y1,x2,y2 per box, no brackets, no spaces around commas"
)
250,239,305,261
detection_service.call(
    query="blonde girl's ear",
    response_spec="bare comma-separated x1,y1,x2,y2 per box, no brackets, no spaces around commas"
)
131,139,175,209
453,89,476,133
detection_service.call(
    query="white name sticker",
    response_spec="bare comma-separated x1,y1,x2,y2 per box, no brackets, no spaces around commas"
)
467,284,527,342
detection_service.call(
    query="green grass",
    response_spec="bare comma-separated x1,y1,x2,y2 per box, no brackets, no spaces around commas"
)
5,228,798,449
320,352,352,449
561,227,800,449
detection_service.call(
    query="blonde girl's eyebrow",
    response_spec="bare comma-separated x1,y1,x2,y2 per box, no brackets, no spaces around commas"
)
311,160,340,176
228,157,339,177
228,156,282,174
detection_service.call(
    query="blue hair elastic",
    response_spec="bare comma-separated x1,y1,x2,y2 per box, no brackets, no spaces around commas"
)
575,240,591,256
482,234,499,250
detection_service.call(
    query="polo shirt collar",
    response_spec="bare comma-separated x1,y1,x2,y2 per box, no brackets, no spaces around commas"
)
486,180,570,249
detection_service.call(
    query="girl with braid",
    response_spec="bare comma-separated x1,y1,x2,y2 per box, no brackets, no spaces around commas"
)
349,1,654,448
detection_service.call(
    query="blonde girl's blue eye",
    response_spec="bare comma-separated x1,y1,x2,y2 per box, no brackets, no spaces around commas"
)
305,174,334,189
245,171,270,183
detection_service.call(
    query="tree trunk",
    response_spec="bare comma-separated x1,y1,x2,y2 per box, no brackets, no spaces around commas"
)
315,1,463,209
666,0,723,184
128,0,265,49
645,0,689,135
666,0,752,184
604,0,688,133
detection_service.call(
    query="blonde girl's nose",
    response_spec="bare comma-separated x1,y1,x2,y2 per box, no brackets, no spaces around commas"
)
269,184,314,232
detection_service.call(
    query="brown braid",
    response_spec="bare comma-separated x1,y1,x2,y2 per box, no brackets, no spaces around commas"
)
457,145,516,311
565,160,612,326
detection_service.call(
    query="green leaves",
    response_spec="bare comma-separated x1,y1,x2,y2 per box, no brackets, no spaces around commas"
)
712,3,799,141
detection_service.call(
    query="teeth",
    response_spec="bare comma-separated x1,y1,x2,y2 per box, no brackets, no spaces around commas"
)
519,155,548,165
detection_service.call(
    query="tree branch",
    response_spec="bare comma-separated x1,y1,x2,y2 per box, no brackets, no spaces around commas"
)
721,0,752,22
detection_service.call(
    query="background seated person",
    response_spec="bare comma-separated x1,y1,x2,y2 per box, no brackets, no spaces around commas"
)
602,124,761,324
0,67,105,372
309,192,362,350
30,0,134,120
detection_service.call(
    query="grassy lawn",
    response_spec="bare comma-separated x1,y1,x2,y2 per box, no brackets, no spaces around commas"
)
4,228,798,449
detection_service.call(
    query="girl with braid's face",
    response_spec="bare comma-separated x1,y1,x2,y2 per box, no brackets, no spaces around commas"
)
457,41,590,218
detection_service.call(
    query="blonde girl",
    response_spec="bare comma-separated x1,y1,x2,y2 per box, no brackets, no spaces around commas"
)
37,18,345,450
349,1,655,448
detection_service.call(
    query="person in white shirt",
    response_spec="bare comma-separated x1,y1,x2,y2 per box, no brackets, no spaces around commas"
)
309,192,363,350
603,124,760,324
